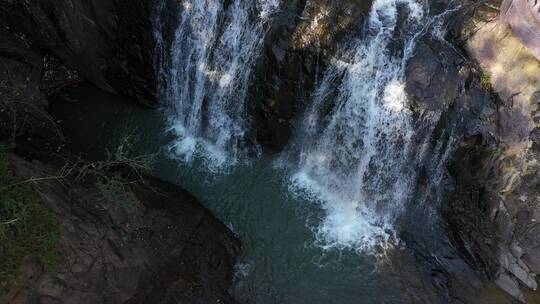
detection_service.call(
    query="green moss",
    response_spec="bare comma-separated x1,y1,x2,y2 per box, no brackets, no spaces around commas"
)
480,73,493,91
0,143,63,294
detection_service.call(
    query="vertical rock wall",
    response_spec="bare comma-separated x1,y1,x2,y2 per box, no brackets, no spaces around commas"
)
0,0,157,106
445,1,540,301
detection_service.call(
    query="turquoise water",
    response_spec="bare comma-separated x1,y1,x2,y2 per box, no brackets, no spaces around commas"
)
50,83,514,304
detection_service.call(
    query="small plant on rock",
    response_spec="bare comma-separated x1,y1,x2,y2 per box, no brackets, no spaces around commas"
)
73,133,156,209
481,73,493,91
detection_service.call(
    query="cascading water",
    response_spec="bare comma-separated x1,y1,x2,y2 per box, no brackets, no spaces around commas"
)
283,0,447,254
47,0,503,301
154,0,279,170
153,0,458,256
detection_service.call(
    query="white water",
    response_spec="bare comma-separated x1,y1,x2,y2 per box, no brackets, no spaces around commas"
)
154,0,457,254
155,0,279,170
284,0,438,254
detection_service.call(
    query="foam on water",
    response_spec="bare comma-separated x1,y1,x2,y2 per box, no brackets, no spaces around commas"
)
154,0,279,170
284,0,432,254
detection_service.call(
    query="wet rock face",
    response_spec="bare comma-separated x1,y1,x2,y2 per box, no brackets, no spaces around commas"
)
406,40,462,114
403,25,503,301
405,34,495,142
250,0,372,150
1,155,240,304
0,0,157,106
446,130,540,302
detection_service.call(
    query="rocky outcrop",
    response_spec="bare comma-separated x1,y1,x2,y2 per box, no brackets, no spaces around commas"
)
500,0,540,61
0,154,240,304
249,0,372,149
0,27,71,155
428,0,540,301
403,17,502,301
0,0,157,106
404,0,540,301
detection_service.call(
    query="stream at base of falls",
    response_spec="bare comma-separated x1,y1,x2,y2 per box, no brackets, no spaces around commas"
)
46,1,513,303
49,83,514,304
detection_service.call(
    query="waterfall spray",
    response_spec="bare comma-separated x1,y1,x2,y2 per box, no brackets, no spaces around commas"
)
154,0,279,170
283,0,453,254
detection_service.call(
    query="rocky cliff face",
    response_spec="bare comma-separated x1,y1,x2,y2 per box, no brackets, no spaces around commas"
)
403,0,540,302
249,0,371,149
0,26,70,155
439,0,539,301
0,0,157,106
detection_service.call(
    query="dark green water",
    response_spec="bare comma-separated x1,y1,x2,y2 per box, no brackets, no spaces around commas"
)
49,83,515,304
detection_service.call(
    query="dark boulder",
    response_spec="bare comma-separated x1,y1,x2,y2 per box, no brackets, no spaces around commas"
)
1,154,240,304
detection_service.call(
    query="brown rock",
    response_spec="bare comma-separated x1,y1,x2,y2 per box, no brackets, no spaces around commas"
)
1,155,240,304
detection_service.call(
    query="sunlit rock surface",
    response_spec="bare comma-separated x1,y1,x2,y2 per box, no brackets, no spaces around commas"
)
500,0,540,60
446,2,540,301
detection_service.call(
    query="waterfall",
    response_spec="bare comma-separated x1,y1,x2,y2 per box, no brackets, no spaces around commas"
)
154,0,279,170
153,0,457,254
283,0,445,254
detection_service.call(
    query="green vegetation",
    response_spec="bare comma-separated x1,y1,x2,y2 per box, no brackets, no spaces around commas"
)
0,143,62,293
480,73,493,91
0,134,152,292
